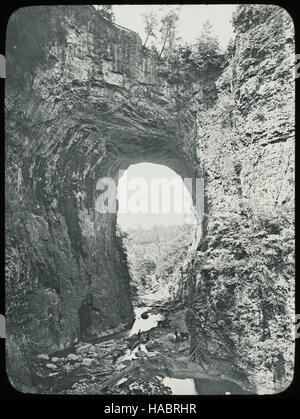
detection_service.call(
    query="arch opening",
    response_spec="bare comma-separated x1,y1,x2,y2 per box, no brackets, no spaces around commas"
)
116,162,198,307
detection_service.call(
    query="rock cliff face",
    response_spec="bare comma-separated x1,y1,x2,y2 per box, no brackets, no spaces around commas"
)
5,5,198,391
5,5,294,394
182,5,295,394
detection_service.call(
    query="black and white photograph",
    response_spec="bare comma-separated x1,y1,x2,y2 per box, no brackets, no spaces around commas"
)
4,4,295,396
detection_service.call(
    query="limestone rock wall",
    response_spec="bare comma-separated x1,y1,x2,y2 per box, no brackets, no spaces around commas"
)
183,5,295,394
5,5,197,391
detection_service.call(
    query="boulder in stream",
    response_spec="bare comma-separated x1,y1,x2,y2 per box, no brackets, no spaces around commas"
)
68,353,80,361
46,363,57,370
82,358,95,366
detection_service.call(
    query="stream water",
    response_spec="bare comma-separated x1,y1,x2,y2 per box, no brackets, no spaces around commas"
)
162,377,251,395
96,306,251,395
127,308,251,395
117,307,163,362
127,307,163,336
162,377,198,395
92,306,163,345
51,305,251,395
123,308,251,394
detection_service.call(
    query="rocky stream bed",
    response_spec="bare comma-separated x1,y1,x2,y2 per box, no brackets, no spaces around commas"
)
30,299,251,395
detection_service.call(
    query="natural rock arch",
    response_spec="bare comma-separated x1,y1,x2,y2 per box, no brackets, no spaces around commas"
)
5,5,205,389
5,5,294,394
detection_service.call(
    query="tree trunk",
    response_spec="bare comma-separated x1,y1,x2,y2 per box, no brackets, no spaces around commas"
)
159,27,170,58
143,33,149,48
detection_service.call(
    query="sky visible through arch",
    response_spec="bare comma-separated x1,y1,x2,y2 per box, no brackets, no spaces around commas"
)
117,163,197,230
112,4,236,50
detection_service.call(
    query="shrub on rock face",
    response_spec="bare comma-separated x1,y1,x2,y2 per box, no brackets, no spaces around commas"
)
166,20,225,87
94,5,115,22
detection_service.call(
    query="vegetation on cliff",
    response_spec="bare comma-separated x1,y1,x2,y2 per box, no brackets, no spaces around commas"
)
117,224,194,300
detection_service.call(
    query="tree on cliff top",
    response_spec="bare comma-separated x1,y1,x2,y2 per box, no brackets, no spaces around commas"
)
143,11,158,48
142,7,181,60
158,7,181,59
166,20,224,85
94,5,115,22
193,20,224,73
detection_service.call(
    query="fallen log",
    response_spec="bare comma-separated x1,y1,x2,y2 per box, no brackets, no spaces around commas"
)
96,361,138,391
